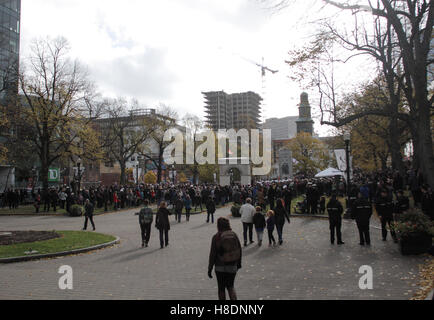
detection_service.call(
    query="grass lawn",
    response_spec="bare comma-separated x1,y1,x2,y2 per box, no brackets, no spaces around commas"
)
0,231,116,259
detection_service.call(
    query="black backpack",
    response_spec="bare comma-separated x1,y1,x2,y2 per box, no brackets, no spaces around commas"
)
218,231,241,263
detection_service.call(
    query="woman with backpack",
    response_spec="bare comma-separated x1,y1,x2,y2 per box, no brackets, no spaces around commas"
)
208,217,242,300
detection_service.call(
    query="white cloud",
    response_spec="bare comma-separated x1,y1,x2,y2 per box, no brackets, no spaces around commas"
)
20,0,372,137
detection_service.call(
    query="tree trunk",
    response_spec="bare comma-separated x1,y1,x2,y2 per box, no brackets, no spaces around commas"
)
416,111,434,187
119,162,126,185
388,116,405,176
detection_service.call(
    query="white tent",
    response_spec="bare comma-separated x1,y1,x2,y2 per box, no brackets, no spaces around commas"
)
315,167,345,178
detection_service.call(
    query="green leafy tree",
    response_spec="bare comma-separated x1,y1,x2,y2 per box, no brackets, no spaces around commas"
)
287,132,331,176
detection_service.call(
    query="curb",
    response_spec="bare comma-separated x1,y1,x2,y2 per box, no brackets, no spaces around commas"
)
0,236,120,264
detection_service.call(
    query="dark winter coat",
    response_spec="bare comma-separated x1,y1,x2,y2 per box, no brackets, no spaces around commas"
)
253,212,266,229
155,207,171,231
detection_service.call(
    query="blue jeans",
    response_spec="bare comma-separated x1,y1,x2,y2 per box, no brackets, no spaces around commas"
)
276,224,283,242
243,222,254,243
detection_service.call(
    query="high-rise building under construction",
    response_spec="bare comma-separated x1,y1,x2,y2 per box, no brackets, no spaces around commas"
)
203,91,262,131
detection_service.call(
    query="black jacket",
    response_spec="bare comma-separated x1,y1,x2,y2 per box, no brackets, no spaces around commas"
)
274,206,290,226
327,199,343,221
375,196,393,218
253,212,266,229
352,198,372,224
84,203,94,217
155,207,171,230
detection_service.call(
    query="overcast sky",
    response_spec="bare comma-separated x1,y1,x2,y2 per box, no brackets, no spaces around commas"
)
20,0,373,136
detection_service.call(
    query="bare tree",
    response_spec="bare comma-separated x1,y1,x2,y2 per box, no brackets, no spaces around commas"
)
99,97,157,185
139,104,179,183
18,37,102,191
182,113,204,184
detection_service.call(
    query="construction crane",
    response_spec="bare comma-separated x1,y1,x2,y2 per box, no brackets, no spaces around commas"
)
241,56,279,123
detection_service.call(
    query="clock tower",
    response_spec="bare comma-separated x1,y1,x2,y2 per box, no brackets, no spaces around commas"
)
296,92,314,135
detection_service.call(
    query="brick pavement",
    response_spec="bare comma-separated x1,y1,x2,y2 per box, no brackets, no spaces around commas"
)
0,206,429,300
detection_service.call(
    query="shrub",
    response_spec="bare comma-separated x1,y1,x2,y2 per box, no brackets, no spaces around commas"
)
144,171,157,184
231,204,241,217
69,204,84,217
393,208,434,239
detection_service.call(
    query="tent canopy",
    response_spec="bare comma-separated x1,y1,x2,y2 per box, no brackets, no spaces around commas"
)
315,167,344,178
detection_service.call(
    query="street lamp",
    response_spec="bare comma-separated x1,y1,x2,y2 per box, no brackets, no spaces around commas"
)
171,165,175,184
136,160,139,185
77,157,82,194
343,132,352,219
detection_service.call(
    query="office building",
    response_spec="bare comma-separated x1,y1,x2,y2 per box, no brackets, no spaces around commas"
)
0,0,20,100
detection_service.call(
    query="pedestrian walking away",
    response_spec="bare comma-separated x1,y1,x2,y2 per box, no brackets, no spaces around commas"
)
155,201,171,248
138,200,154,248
206,196,216,224
274,198,290,245
266,210,277,247
208,217,242,301
253,206,266,246
82,199,95,231
240,198,256,246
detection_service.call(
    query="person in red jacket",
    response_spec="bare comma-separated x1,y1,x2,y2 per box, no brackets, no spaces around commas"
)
113,191,119,211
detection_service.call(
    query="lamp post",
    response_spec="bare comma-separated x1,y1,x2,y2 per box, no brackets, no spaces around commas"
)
136,160,139,185
77,157,82,194
343,132,352,219
171,165,175,184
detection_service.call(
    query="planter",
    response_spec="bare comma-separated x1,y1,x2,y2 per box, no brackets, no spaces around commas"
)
69,205,84,217
231,205,241,218
399,233,432,255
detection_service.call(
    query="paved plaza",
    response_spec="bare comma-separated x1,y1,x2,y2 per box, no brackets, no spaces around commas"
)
0,206,429,300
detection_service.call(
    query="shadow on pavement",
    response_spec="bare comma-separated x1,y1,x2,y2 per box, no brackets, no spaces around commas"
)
118,248,162,262
97,246,142,261
242,244,260,257
190,223,213,230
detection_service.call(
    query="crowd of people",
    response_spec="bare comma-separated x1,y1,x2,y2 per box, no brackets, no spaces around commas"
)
0,165,433,301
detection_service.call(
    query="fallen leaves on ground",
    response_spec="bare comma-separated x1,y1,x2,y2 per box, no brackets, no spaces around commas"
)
410,255,434,300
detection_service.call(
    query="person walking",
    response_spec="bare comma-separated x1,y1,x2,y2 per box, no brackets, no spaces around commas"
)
138,200,153,248
208,217,242,301
352,192,372,246
375,189,397,242
252,206,266,246
327,193,344,245
274,198,290,245
155,201,171,248
206,196,216,224
240,198,256,246
82,199,95,231
184,195,192,222
175,196,184,223
266,210,277,247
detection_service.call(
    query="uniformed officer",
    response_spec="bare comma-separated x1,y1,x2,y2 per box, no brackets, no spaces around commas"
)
352,192,372,245
327,193,344,245
375,189,397,242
